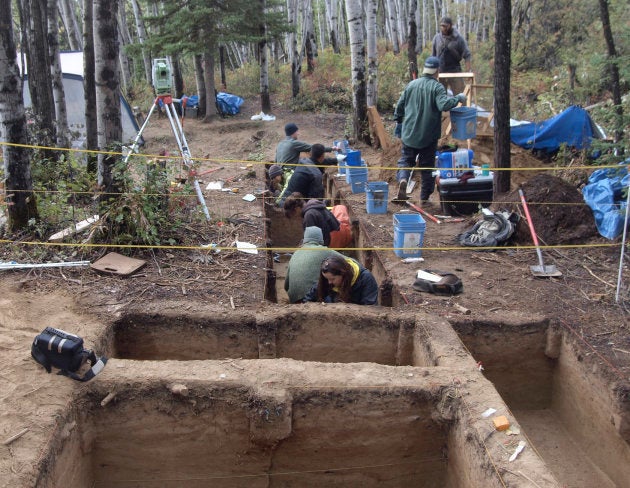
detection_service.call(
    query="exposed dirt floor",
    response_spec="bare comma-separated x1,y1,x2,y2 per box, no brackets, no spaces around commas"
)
1,97,629,487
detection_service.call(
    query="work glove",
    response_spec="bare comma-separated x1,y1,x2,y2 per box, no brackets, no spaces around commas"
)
394,122,402,138
456,93,467,105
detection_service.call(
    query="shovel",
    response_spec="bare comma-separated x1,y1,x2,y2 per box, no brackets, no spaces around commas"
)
518,189,562,278
406,154,420,194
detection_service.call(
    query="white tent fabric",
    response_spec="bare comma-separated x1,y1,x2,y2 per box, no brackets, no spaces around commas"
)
18,51,141,148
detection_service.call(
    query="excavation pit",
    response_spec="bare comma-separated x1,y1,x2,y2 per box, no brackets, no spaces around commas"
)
110,308,421,365
451,316,630,487
35,362,549,488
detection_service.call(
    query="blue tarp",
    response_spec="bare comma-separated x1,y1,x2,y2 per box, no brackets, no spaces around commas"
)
582,162,629,239
510,105,602,152
216,92,244,115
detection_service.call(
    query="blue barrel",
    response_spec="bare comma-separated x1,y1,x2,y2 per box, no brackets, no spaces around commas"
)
436,149,474,178
366,182,389,214
450,107,477,140
393,213,426,258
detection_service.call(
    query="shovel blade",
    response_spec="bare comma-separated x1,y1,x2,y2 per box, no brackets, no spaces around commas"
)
530,265,562,278
406,178,416,194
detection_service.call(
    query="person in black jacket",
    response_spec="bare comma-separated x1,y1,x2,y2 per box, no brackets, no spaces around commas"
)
277,144,336,206
303,255,378,305
283,193,340,246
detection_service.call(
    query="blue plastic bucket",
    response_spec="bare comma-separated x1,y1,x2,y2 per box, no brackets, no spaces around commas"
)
436,149,474,178
350,172,368,193
346,161,366,183
346,150,362,166
450,107,477,140
366,181,389,214
334,139,350,154
393,213,426,258
338,160,346,175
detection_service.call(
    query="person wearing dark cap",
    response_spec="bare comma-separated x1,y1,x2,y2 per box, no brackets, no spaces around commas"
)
275,122,336,168
393,56,466,204
267,164,290,198
431,16,472,95
276,144,337,206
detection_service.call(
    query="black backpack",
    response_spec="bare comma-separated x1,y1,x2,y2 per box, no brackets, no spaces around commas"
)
31,327,107,382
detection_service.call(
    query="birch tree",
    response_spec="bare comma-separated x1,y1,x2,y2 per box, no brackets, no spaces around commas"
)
259,0,271,112
385,0,400,54
93,0,122,197
83,0,98,172
366,0,378,107
1,0,39,230
324,0,340,53
48,0,70,148
59,0,82,50
407,0,418,79
345,0,369,144
287,0,301,97
130,0,152,83
303,0,317,73
598,0,623,143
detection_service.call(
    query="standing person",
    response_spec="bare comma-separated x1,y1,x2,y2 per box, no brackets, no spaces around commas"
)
393,56,466,204
303,255,378,305
283,193,340,247
284,227,346,303
275,123,336,168
431,16,472,95
277,144,336,206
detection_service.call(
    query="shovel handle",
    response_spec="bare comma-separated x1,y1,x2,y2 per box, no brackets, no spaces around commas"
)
407,201,442,224
518,189,540,247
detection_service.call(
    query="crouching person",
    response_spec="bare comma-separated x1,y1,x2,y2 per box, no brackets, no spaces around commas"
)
303,255,378,305
284,227,346,303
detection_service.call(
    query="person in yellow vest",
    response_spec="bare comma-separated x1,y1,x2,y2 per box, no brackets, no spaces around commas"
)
303,255,378,305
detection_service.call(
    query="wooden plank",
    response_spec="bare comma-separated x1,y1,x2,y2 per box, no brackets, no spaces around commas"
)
367,106,391,150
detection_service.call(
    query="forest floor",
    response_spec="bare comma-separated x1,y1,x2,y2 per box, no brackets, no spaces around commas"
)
0,97,628,487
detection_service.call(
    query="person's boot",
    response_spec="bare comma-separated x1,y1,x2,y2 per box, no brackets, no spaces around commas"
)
396,180,407,201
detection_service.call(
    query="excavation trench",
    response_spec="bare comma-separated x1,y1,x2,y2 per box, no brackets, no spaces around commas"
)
451,316,630,488
30,185,629,488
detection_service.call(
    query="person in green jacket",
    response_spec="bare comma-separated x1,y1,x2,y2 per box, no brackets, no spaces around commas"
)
394,56,466,203
275,123,336,169
284,227,345,303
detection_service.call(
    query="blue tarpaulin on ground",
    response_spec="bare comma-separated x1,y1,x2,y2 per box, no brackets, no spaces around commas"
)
582,161,629,239
216,92,244,115
510,105,603,152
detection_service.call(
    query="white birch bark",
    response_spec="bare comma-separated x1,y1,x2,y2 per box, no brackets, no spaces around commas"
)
48,0,70,148
366,0,378,107
130,0,152,83
58,0,82,50
345,0,368,143
386,0,400,54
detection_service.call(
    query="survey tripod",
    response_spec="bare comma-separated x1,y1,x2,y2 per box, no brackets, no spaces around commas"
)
123,94,211,221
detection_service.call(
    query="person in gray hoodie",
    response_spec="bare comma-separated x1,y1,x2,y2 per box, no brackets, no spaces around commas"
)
284,227,345,303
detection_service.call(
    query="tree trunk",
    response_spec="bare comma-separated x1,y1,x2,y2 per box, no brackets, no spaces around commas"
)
48,0,70,148
259,0,271,113
1,0,39,230
407,0,418,79
287,0,300,97
303,0,316,74
130,0,152,83
598,0,623,143
202,50,217,120
324,0,340,54
493,0,511,194
219,45,227,89
58,0,82,50
94,0,122,198
83,0,98,172
171,55,184,99
117,1,132,95
386,0,400,54
194,54,206,117
366,0,378,107
19,0,57,156
345,0,370,145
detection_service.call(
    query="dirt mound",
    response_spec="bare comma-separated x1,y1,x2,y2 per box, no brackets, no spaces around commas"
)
496,174,598,245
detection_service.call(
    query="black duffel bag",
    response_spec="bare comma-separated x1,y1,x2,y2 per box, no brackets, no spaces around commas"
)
31,327,107,382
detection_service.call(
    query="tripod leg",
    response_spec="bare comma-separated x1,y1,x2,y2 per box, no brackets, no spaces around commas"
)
163,101,211,221
123,98,160,165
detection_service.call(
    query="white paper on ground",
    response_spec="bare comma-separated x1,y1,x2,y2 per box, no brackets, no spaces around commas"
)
235,241,258,254
416,270,443,282
206,181,224,190
242,194,256,202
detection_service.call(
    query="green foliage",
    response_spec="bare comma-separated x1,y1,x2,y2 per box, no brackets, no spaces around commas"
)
96,156,185,246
